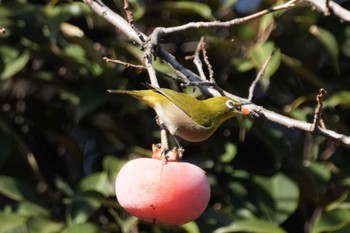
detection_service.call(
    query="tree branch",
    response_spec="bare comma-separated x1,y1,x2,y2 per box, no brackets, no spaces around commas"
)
303,0,350,21
83,0,350,148
82,0,143,44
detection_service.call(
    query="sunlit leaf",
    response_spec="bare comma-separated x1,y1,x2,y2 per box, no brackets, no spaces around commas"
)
151,1,214,20
180,221,201,233
312,209,350,233
0,49,30,80
61,223,99,233
249,41,281,91
324,91,350,107
17,201,50,217
0,212,27,233
325,192,349,211
231,58,255,72
26,216,64,233
219,143,237,163
78,172,114,196
213,218,287,233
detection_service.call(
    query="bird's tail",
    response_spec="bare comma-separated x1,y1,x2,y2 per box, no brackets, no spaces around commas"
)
107,89,158,108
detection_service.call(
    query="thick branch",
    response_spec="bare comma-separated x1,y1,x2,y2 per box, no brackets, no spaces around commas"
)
304,0,350,21
82,0,143,44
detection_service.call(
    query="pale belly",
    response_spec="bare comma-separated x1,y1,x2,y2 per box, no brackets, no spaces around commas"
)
153,103,214,142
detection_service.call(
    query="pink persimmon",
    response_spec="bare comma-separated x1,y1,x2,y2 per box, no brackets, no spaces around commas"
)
115,158,210,225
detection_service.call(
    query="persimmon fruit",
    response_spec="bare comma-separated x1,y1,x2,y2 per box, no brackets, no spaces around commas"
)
115,158,210,225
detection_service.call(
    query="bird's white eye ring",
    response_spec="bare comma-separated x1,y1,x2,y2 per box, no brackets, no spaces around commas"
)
226,100,238,110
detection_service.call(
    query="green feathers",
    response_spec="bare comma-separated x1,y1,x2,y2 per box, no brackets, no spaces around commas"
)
108,87,242,142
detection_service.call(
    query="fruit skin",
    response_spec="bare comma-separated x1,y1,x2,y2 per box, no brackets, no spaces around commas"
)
115,158,211,225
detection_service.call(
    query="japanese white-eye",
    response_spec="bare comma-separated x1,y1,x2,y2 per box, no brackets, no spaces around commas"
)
108,87,243,142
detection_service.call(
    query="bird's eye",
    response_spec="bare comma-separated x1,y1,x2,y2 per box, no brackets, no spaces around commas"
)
226,100,240,110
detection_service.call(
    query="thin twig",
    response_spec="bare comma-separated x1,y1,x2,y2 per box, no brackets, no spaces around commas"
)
103,57,183,82
248,48,276,102
159,0,298,35
189,37,207,81
310,88,327,131
103,57,146,70
122,0,146,43
201,39,214,82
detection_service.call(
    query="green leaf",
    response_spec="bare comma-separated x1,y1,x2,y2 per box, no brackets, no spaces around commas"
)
312,209,350,233
151,1,214,20
78,172,114,196
102,156,127,185
0,214,64,233
17,201,50,217
248,41,281,91
254,173,299,223
0,49,30,80
324,91,350,107
0,176,41,204
180,221,201,233
63,44,86,64
61,223,99,233
213,218,287,233
309,25,340,75
26,216,64,233
219,143,237,163
67,197,101,225
0,212,27,233
231,58,255,72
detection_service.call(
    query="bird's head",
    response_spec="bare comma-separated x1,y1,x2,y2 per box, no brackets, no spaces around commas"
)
200,96,244,128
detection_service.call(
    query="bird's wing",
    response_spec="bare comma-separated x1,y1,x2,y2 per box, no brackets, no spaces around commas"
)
154,88,214,128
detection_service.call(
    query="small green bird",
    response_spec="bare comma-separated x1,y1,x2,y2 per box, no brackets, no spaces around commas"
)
108,87,244,142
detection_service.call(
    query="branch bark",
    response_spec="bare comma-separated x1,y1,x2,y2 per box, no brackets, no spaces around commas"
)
303,0,350,21
82,0,350,148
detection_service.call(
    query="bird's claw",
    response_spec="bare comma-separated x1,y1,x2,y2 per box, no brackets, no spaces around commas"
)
152,144,185,163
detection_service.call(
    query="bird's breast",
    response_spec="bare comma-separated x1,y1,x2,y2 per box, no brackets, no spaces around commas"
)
153,102,214,142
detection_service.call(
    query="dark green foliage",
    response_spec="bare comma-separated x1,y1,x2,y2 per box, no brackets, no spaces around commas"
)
1,1,350,232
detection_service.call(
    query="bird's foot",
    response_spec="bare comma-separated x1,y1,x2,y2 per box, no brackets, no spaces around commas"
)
152,144,185,163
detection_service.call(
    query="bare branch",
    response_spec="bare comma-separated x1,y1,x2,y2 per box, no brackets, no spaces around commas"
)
122,0,146,43
157,0,298,35
186,37,207,81
257,107,350,147
303,0,350,21
310,88,327,131
82,0,144,44
103,57,146,70
248,48,276,102
201,40,215,82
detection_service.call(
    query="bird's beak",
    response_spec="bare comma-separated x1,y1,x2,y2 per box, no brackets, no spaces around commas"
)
239,102,259,118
